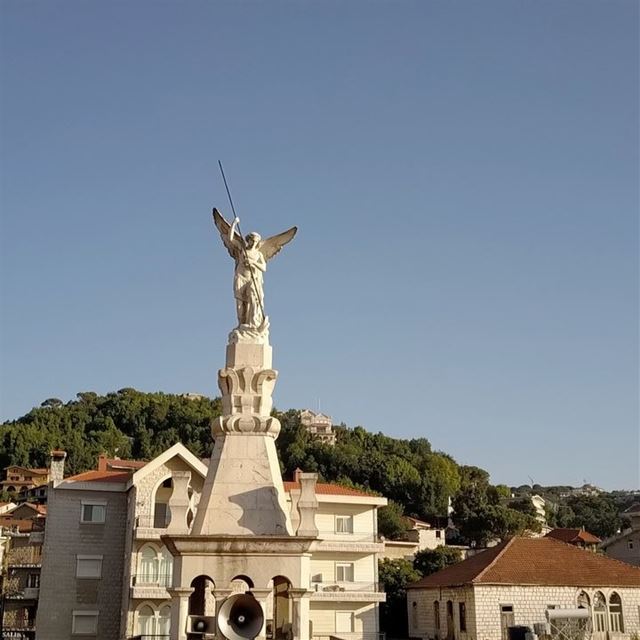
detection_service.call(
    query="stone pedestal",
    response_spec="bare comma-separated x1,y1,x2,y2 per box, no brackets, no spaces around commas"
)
164,330,318,640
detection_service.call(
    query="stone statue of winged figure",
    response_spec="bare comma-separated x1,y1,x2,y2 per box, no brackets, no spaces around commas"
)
212,208,297,337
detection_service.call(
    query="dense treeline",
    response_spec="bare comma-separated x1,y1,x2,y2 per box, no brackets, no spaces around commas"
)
0,389,626,542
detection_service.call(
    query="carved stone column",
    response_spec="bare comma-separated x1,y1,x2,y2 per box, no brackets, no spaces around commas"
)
289,588,312,640
296,473,318,537
168,586,194,640
251,588,272,640
166,470,191,533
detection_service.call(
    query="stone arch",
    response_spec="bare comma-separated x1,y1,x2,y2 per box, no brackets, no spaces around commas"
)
150,474,173,528
593,591,608,634
189,575,216,617
271,575,292,640
609,592,623,633
230,574,255,591
135,602,157,636
577,590,590,609
138,545,159,583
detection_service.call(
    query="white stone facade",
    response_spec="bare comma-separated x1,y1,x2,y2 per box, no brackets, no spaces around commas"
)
408,585,640,640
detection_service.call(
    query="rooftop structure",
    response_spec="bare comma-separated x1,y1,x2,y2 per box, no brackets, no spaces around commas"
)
300,410,336,446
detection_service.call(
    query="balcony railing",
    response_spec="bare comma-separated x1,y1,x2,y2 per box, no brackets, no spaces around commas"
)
131,573,172,587
311,581,383,593
2,617,36,631
2,577,39,599
315,531,378,543
135,515,170,529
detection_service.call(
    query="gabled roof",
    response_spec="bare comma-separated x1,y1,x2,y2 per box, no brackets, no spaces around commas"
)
405,516,433,529
407,537,640,589
3,466,49,475
546,528,601,545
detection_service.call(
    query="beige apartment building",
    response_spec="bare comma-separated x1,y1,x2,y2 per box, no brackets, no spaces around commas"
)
36,446,386,639
601,503,640,567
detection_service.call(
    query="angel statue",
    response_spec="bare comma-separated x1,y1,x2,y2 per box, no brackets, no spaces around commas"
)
212,208,297,340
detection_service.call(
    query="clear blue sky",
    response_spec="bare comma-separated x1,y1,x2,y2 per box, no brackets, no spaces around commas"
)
1,1,637,490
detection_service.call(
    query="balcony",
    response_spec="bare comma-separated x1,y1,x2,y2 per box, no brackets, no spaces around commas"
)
134,515,169,540
6,548,42,567
130,572,172,599
2,578,39,600
310,581,385,602
314,531,384,553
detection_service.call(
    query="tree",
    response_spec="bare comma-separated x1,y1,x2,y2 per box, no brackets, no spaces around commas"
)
378,558,421,636
413,546,462,576
378,501,408,540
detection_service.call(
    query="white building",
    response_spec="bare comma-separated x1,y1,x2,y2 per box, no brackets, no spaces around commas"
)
406,536,640,640
300,410,336,446
601,503,640,568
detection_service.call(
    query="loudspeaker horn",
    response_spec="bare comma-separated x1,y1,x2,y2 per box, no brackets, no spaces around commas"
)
217,592,264,640
187,615,216,634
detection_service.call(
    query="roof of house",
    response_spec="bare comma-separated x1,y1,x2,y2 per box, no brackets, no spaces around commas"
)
546,528,602,545
622,502,640,516
97,456,147,472
405,516,433,529
283,481,376,497
3,466,49,475
407,536,640,589
64,470,132,484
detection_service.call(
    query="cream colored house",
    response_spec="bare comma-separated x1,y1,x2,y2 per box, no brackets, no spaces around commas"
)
601,503,640,567
406,536,640,640
37,446,386,639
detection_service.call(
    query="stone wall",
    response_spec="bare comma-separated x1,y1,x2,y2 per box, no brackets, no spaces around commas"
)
408,585,640,640
36,486,128,640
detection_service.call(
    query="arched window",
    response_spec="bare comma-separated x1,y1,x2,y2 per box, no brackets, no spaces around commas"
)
593,592,607,633
434,600,441,630
446,600,454,640
577,591,590,609
159,548,173,587
137,604,156,636
157,604,171,636
609,592,623,633
139,546,158,584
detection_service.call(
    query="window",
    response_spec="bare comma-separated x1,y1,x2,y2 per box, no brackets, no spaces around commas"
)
336,515,353,534
27,573,40,588
436,530,442,538
137,605,155,636
628,540,634,550
459,602,467,632
434,600,440,630
336,562,354,582
81,502,106,523
76,556,103,578
72,611,98,635
411,601,418,627
336,611,354,633
609,592,624,633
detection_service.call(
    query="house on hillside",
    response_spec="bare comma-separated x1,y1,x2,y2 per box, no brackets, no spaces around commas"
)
406,536,640,640
545,527,601,551
382,516,446,560
2,466,50,496
601,503,640,567
300,409,336,445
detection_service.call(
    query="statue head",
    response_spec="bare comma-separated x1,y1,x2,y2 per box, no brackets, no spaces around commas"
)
245,232,261,248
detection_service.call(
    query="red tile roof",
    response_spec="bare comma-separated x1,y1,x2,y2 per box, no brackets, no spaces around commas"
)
283,481,377,497
64,470,132,484
407,537,640,588
546,528,601,545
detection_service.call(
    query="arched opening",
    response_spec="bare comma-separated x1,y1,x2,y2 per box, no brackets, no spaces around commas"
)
136,604,156,636
577,591,590,609
230,574,254,594
159,547,173,587
609,592,623,633
593,592,608,634
434,600,441,632
139,546,158,584
153,477,173,528
446,600,454,640
271,576,292,640
189,575,216,617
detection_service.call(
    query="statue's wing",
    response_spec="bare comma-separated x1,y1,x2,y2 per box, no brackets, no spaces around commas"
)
259,226,298,261
212,208,243,258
